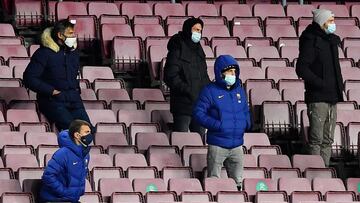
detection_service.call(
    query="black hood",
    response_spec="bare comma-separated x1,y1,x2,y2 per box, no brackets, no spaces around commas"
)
181,17,204,39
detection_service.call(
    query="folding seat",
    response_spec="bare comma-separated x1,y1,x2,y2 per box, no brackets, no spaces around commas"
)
211,37,240,50
220,4,252,21
0,179,22,195
253,4,286,20
144,101,170,115
135,132,169,153
248,46,280,62
96,122,127,134
347,122,360,155
243,37,273,49
4,154,39,171
114,153,147,170
242,178,277,197
97,89,130,105
279,46,299,62
312,178,346,195
337,110,360,126
117,110,151,127
270,167,301,180
260,58,289,69
107,146,138,158
278,37,299,48
133,24,165,40
264,16,294,26
278,79,304,93
12,64,28,79
132,88,165,105
94,132,128,149
133,178,167,194
291,191,322,203
188,153,207,179
148,46,168,81
133,15,162,25
233,17,262,26
92,167,123,191
243,133,270,151
198,16,226,26
250,146,281,165
239,67,265,83
80,89,97,101
262,101,293,137
0,65,12,78
82,100,106,110
100,24,133,58
79,192,103,203
111,192,143,203
0,23,16,36
14,0,44,27
99,178,133,201
345,80,360,93
8,57,30,70
343,38,360,50
182,145,208,166
17,167,44,189
82,66,114,83
112,36,142,74
162,166,193,186
0,192,34,203
86,109,117,126
145,191,177,203
181,191,213,202
148,153,182,171
319,5,350,17
88,154,112,171
265,25,297,41
87,2,119,18
167,24,184,36
345,47,360,63
214,45,246,58
282,88,304,105
25,132,57,148
265,67,298,83
346,178,360,195
232,25,264,39
110,101,140,114
0,168,13,179
0,45,28,61
245,79,275,97
68,15,98,51
170,132,204,149
29,44,40,56
55,2,87,20
292,154,325,173
6,109,39,127
36,145,58,167
167,178,202,195
186,3,218,17
204,178,237,195
127,166,158,181
154,3,185,19
256,191,288,203
258,154,291,171
120,3,152,20
2,145,34,157
99,15,128,25
325,191,357,203
304,167,337,180
336,25,360,40
286,5,315,21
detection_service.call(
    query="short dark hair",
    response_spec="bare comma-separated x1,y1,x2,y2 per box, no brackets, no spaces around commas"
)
68,119,91,140
51,19,75,41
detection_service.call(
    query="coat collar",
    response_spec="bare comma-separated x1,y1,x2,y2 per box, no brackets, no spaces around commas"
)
41,27,77,53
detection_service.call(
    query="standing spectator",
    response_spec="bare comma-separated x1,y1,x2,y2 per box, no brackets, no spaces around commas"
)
40,119,92,203
296,9,344,166
193,55,251,189
164,17,210,136
23,19,92,131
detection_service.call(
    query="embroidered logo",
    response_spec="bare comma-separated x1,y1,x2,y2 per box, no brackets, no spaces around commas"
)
218,95,224,99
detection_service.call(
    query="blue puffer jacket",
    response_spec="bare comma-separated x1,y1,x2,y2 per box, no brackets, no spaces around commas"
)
40,130,89,203
193,55,251,149
23,27,83,107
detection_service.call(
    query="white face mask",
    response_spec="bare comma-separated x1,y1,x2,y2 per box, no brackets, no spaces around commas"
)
64,37,77,48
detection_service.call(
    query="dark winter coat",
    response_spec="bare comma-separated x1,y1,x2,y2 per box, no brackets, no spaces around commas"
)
296,22,344,104
164,18,211,116
193,55,251,149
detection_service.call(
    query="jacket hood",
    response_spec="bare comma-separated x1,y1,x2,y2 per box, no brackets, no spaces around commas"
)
58,130,84,158
214,55,240,89
41,27,77,53
182,17,204,39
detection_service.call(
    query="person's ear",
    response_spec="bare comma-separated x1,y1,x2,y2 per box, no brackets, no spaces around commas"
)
57,32,64,41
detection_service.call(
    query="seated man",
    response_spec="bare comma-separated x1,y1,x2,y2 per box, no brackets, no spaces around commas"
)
23,19,92,131
40,119,93,203
193,55,251,189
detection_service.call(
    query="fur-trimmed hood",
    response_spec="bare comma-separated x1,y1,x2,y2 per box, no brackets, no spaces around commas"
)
41,27,77,53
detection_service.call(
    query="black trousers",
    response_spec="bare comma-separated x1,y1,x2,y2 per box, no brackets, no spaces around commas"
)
173,114,205,137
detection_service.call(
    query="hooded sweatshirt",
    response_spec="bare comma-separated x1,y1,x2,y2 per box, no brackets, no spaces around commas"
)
40,130,89,202
164,17,211,116
193,55,251,149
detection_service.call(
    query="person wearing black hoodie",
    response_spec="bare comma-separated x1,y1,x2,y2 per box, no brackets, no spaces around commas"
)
296,9,344,166
164,17,211,136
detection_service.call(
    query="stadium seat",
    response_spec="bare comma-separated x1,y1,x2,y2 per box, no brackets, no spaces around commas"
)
312,178,346,195
94,132,128,149
80,89,97,101
97,89,130,104
304,168,337,180
121,3,152,19
37,145,58,167
134,24,165,40
256,191,288,203
25,132,57,148
133,178,167,194
266,25,297,41
129,123,159,145
154,3,185,19
244,37,273,49
181,191,212,202
292,155,325,172
56,2,87,21
92,167,123,191
0,45,28,61
95,122,127,134
79,192,103,203
0,37,22,45
0,24,16,36
82,66,114,83
243,178,277,197
100,24,133,58
262,101,293,137
112,37,142,73
286,5,315,20
0,65,12,78
99,178,133,201
6,109,39,127
149,153,182,171
220,4,252,20
270,168,301,180
232,25,264,39
214,45,247,58
204,178,238,195
132,88,165,104
258,154,292,171
135,132,169,152
266,67,298,82
162,167,193,187
87,2,119,18
319,5,350,17
247,46,280,62
145,191,177,203
253,4,286,20
17,167,44,190
290,191,322,203
186,3,218,17
4,154,39,171
170,132,204,149
240,67,265,82
88,154,112,170
114,153,147,170
86,109,117,125
117,110,151,127
127,166,158,181
99,15,128,25
346,178,360,195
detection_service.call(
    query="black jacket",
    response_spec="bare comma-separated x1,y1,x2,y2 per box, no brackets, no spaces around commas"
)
296,22,344,104
164,32,210,116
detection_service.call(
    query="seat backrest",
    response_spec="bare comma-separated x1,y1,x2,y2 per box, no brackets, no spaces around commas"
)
132,88,165,104
149,153,182,170
243,178,277,197
243,133,270,149
346,178,360,195
88,2,119,18
214,45,247,58
248,46,280,62
117,110,150,126
0,45,28,61
5,154,39,171
145,191,177,203
7,109,39,126
170,132,203,149
0,23,16,36
56,2,87,20
135,132,169,152
133,178,167,195
220,4,252,20
25,132,57,148
112,37,142,62
121,3,152,19
319,5,349,17
312,178,346,194
266,25,297,41
253,4,285,20
249,88,281,106
286,5,315,20
112,192,143,203
266,66,298,82
186,3,217,17
154,3,185,19
168,178,202,194
258,154,291,170
68,15,97,40
101,24,133,58
202,24,230,39
291,191,322,203
127,166,157,181
92,167,123,191
99,178,133,197
86,109,117,125
292,154,325,172
114,153,147,170
88,154,113,170
204,177,238,195
134,24,165,40
279,177,311,194
82,66,114,83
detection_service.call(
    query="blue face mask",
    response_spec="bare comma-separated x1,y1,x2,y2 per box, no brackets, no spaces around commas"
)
191,32,201,43
224,75,236,86
325,23,336,34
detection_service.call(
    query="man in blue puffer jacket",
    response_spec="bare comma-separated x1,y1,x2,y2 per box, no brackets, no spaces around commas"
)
193,55,251,188
40,119,92,203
